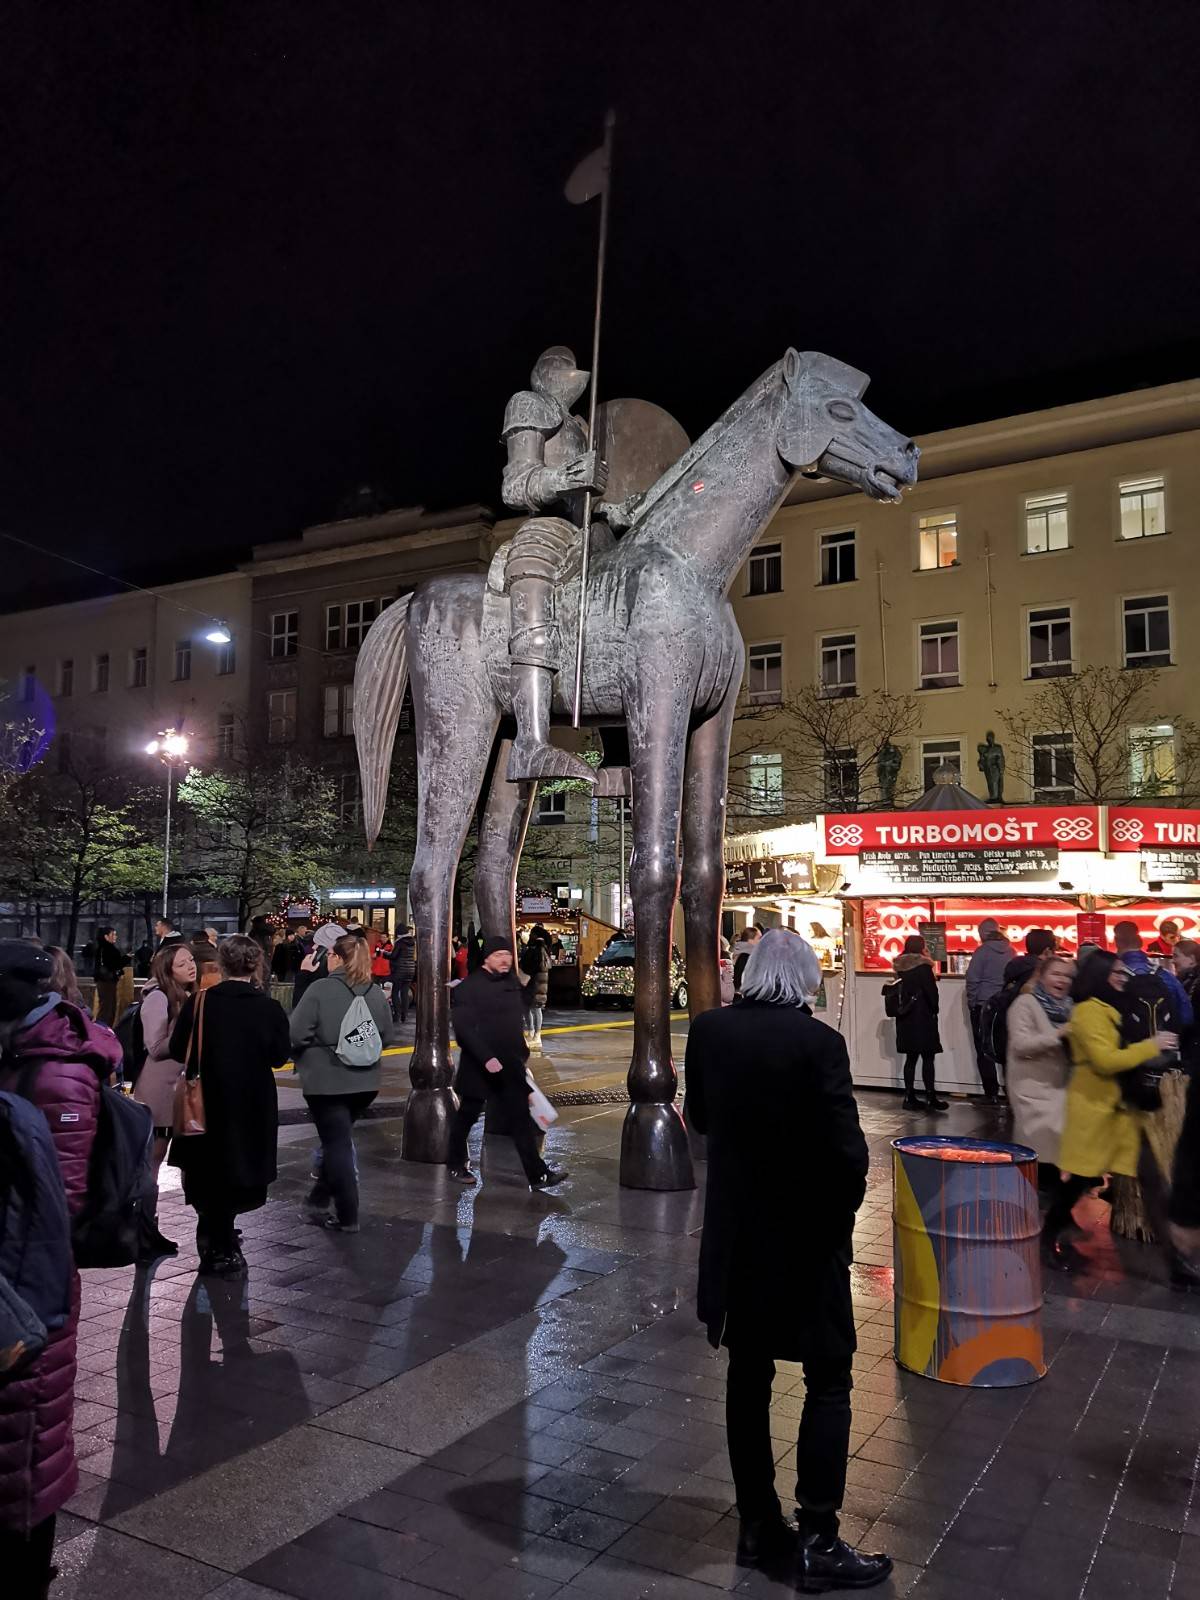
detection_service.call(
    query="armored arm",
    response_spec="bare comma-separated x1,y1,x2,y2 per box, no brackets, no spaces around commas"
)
502,391,563,514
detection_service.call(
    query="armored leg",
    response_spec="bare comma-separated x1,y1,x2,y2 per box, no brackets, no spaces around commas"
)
505,527,595,786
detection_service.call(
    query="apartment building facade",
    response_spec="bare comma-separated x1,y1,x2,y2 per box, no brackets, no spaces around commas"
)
728,379,1200,817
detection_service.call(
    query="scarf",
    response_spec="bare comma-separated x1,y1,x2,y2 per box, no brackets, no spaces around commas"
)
1032,983,1072,1028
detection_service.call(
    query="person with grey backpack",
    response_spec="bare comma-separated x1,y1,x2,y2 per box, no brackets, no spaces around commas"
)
289,933,392,1232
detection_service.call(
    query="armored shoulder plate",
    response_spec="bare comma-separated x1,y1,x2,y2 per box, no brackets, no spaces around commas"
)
502,390,562,438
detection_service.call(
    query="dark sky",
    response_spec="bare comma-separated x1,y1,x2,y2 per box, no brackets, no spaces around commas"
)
2,0,1198,606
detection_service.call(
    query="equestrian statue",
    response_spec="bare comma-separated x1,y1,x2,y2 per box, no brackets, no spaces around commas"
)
354,346,919,1188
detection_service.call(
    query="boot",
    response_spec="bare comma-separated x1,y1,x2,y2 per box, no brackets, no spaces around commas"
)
507,661,595,783
797,1533,892,1592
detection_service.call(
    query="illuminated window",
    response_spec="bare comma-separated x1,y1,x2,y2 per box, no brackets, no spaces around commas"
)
819,633,857,697
1028,606,1073,678
746,541,782,595
1119,476,1166,540
747,642,783,703
919,620,960,689
1123,595,1171,668
748,752,784,816
918,511,958,570
1025,492,1069,553
820,529,856,585
1130,723,1176,796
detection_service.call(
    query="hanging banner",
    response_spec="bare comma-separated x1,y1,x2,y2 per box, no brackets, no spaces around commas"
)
1108,807,1200,852
822,806,1100,855
860,847,1060,884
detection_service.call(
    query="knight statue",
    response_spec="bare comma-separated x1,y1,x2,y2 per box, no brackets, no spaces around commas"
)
500,345,610,784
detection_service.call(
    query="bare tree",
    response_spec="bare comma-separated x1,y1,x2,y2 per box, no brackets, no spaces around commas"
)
998,665,1200,805
730,687,923,821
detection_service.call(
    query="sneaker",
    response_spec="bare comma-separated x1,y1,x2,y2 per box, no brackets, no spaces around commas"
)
736,1514,797,1570
529,1167,568,1191
798,1534,892,1592
447,1166,477,1184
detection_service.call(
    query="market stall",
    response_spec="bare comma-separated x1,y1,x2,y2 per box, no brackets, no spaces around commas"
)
515,896,620,1006
822,803,1200,1093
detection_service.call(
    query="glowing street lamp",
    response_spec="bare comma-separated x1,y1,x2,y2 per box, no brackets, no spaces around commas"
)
146,727,191,919
204,621,233,645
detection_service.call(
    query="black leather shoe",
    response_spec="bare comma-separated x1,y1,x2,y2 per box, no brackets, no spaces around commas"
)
798,1535,892,1592
901,1093,922,1110
926,1096,950,1112
447,1166,477,1184
529,1167,568,1191
735,1514,797,1569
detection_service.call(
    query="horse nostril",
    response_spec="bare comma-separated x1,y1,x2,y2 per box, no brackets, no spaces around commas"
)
905,440,918,457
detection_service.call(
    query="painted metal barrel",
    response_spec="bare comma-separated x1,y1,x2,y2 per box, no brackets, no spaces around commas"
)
892,1135,1045,1388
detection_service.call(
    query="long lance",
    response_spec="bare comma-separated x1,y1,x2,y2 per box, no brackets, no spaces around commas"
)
571,109,616,727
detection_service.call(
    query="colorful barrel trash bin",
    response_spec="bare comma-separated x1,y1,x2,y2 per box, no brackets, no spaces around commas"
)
892,1135,1045,1388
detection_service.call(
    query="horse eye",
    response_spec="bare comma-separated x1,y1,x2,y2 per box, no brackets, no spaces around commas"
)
827,400,855,422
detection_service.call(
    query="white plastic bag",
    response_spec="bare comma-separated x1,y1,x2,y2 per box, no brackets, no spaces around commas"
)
525,1070,559,1132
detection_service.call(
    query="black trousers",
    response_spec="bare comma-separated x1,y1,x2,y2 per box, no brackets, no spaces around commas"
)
196,1206,239,1259
391,978,413,1023
725,1345,851,1540
1044,1139,1169,1242
448,1073,546,1183
903,1052,938,1098
0,1515,56,1599
968,1004,1001,1097
95,976,119,1028
306,1091,377,1225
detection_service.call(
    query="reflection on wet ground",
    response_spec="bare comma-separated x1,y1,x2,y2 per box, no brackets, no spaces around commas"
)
51,1052,1200,1600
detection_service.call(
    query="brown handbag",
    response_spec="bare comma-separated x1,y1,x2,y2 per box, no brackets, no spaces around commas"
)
173,990,208,1136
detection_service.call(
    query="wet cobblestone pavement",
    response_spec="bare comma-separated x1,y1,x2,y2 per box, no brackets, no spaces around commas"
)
51,1040,1200,1600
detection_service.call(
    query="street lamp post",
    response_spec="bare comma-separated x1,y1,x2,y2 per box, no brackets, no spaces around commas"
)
145,728,190,919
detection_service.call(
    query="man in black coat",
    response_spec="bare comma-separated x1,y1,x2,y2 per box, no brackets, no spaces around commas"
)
686,930,890,1593
389,925,417,1023
91,926,126,1026
447,934,566,1191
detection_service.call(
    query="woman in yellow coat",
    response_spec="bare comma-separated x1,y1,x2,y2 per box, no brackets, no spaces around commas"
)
1043,951,1179,1273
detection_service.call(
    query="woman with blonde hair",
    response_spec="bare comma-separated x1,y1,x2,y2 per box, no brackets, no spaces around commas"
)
290,932,390,1232
135,942,198,1259
1006,955,1075,1188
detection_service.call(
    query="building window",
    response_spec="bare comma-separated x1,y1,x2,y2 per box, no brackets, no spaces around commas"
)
174,639,192,681
536,789,567,824
1028,606,1073,678
270,611,299,658
323,683,355,737
921,738,962,791
1031,734,1076,801
1123,594,1171,669
818,632,857,698
216,640,236,676
339,773,361,826
747,752,784,816
57,659,74,698
918,511,958,570
819,529,856,586
1025,492,1069,554
746,542,782,596
823,746,859,808
1130,723,1176,797
56,730,73,774
747,642,783,704
919,620,960,689
93,653,109,693
267,689,297,744
1119,476,1166,541
326,598,381,651
20,667,36,702
217,713,236,758
129,647,148,689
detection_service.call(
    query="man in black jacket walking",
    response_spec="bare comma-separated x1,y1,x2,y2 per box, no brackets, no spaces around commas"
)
447,934,566,1191
686,929,890,1593
92,926,126,1026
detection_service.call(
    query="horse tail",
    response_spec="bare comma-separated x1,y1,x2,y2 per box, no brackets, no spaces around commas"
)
354,592,411,848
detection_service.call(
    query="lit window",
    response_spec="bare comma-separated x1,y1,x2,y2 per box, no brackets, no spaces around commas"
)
536,789,567,824
1123,595,1171,669
1032,734,1075,801
824,746,859,807
174,639,192,682
323,683,355,737
746,542,782,596
748,752,783,816
129,647,148,689
1119,476,1166,540
57,659,74,698
919,620,960,689
217,713,236,759
819,633,857,698
820,529,856,585
267,689,297,743
1025,492,1069,554
918,511,958,570
747,642,782,703
93,653,109,693
216,640,236,675
921,738,962,790
326,598,381,650
1130,723,1176,796
270,612,299,658
1028,606,1072,678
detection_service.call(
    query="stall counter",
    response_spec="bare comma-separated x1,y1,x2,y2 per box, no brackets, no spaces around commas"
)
841,969,980,1095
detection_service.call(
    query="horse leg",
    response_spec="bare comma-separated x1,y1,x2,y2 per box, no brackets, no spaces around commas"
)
406,709,499,1163
681,685,738,1019
621,669,697,1192
473,739,536,944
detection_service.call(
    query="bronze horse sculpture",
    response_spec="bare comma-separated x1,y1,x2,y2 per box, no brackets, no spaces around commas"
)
355,349,918,1188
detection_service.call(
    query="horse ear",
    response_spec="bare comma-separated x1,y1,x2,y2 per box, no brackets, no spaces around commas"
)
778,350,835,468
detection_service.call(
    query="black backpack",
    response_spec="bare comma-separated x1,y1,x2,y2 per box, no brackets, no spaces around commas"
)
882,979,913,1019
1117,968,1177,1112
71,1084,155,1269
113,1001,147,1087
979,979,1025,1065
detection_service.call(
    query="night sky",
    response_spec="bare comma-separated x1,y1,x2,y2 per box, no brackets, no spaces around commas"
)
2,0,1198,606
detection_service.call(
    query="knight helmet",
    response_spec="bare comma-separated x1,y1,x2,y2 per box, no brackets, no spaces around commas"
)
531,346,589,411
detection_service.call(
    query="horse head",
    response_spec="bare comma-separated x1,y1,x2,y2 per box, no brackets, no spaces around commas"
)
776,350,918,503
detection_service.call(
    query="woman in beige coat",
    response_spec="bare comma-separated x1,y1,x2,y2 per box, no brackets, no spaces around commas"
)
1006,957,1075,1181
135,943,197,1260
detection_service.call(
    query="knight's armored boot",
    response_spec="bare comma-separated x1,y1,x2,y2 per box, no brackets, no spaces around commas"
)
507,573,595,784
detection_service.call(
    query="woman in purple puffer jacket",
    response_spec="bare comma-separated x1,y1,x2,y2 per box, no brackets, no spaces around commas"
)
0,941,119,1598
